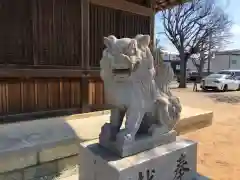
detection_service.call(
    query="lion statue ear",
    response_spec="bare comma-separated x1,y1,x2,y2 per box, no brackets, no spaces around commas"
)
135,34,150,49
104,35,117,49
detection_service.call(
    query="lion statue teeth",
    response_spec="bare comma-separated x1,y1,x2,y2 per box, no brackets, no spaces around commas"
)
99,34,182,147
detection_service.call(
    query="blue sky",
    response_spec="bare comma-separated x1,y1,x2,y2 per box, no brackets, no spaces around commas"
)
155,0,240,53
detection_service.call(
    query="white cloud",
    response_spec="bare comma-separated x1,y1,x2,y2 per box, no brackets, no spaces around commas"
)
230,24,240,35
164,43,178,53
156,36,178,53
225,24,240,50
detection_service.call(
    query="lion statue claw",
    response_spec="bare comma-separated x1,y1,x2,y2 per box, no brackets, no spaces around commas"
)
99,34,181,146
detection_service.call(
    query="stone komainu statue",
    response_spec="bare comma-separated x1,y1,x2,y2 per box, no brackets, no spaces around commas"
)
99,34,182,146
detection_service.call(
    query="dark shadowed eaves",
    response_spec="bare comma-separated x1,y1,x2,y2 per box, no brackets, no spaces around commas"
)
155,0,191,11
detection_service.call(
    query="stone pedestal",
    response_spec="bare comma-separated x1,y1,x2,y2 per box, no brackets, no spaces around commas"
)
99,123,177,157
79,138,198,180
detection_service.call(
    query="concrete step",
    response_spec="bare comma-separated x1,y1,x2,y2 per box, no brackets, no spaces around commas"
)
57,173,210,180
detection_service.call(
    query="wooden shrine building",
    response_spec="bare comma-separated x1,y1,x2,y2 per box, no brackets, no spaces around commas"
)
0,0,187,121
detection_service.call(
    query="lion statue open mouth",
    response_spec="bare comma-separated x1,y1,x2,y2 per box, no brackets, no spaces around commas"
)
99,34,182,147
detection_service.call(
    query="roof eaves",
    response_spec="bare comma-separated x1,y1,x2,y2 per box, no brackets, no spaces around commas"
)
155,0,191,11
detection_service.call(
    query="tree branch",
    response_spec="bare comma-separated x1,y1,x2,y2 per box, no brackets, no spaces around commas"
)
158,0,232,87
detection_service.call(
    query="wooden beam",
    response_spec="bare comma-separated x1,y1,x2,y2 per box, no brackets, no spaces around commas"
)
90,0,153,17
0,108,81,123
155,0,190,11
81,0,90,69
0,68,100,78
81,0,90,112
31,0,38,65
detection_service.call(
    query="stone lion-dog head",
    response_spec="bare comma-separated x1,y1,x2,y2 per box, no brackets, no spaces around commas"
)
100,34,152,83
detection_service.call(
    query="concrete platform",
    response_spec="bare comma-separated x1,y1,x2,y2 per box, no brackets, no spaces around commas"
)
56,173,211,180
66,106,213,140
0,106,213,179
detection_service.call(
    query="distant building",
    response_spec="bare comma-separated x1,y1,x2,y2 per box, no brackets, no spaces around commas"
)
153,48,181,74
211,50,240,72
161,50,180,62
154,49,206,74
154,48,240,74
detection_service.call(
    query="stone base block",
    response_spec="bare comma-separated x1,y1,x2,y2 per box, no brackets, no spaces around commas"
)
79,138,197,180
99,123,177,157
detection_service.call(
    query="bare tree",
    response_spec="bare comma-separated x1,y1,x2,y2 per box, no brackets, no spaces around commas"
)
191,30,232,76
160,0,232,88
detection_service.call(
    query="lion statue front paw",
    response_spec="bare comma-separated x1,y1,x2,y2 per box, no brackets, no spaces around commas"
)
116,131,134,146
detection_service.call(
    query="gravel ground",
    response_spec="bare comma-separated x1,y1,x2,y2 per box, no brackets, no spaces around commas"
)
172,86,240,180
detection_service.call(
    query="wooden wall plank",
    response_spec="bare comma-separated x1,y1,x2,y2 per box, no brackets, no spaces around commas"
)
88,80,95,105
70,79,81,108
80,76,89,112
60,79,71,108
0,1,6,64
7,79,22,114
88,80,105,105
0,81,7,114
0,83,3,114
48,79,60,109
31,0,83,66
89,4,117,67
0,77,105,117
119,11,151,38
89,4,150,68
22,79,35,112
36,79,48,110
95,81,104,105
0,0,33,65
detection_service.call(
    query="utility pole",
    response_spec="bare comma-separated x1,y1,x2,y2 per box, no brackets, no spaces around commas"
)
207,31,212,73
199,48,204,78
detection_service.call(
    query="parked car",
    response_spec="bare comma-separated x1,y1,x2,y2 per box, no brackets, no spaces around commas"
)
217,69,240,77
201,73,240,91
217,70,240,89
177,70,213,83
188,71,213,82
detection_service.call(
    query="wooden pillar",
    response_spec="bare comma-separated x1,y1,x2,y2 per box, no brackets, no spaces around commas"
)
81,0,90,112
81,75,90,113
81,0,90,69
149,0,156,51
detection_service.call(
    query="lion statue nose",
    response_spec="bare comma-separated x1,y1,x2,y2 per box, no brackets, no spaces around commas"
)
112,54,131,68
